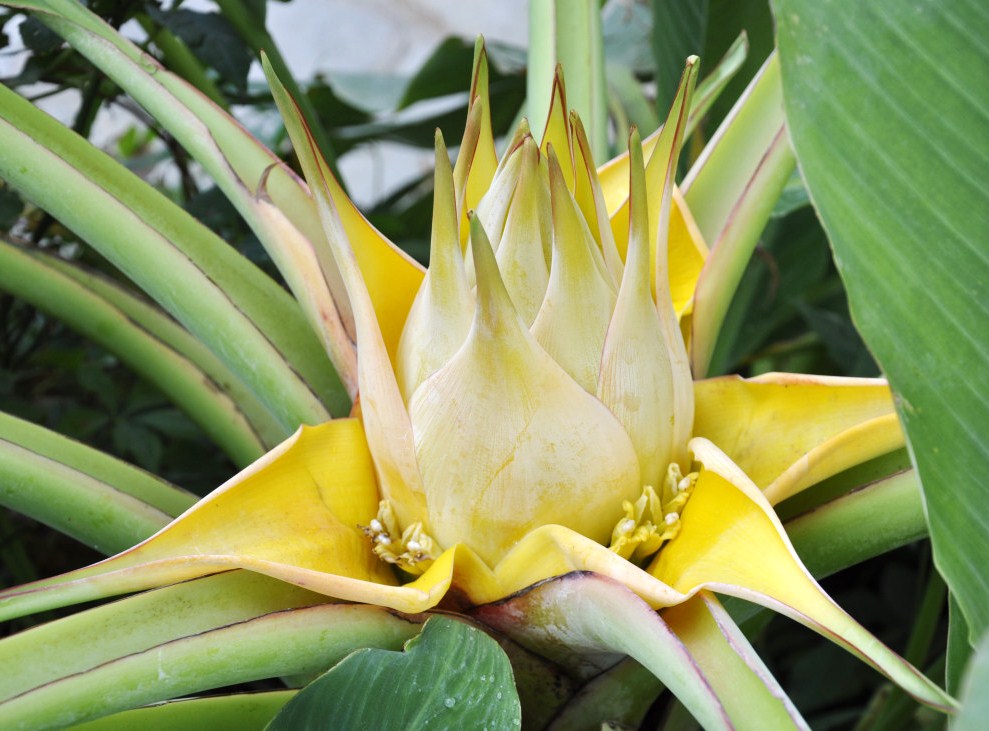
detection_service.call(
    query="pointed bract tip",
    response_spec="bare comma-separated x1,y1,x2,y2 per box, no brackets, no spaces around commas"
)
432,128,453,190
468,213,503,305
551,65,568,100
470,36,490,97
521,133,540,164
467,210,484,248
260,52,275,80
628,127,644,175
568,109,582,128
685,54,699,67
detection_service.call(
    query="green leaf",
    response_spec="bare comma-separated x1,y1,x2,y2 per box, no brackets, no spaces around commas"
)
955,630,989,731
0,186,22,228
774,0,989,642
145,6,252,93
398,37,475,108
266,616,521,730
701,0,775,131
18,14,60,53
688,30,749,136
603,0,655,76
606,61,660,138
948,593,975,695
212,0,341,176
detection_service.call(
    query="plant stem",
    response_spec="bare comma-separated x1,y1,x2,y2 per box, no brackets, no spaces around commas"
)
528,0,608,161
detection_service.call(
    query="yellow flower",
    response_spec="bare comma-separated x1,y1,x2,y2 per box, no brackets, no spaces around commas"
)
0,42,952,718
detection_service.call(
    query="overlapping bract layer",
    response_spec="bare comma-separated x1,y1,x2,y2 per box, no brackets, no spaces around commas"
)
386,59,700,568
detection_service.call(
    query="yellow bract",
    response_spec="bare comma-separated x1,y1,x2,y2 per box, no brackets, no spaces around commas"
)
692,373,904,502
396,133,473,402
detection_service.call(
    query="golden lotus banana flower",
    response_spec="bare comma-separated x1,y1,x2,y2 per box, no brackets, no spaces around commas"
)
0,42,955,718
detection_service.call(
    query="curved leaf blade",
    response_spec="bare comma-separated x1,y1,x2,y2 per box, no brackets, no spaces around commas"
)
955,630,989,730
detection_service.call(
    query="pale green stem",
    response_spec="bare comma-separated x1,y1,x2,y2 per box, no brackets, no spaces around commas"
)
43,251,287,451
0,438,173,556
0,412,195,520
0,79,333,430
71,691,295,731
528,0,608,161
786,469,927,580
10,0,354,410
0,572,420,730
0,241,275,464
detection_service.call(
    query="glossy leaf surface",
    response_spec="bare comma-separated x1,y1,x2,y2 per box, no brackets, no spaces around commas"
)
267,616,521,730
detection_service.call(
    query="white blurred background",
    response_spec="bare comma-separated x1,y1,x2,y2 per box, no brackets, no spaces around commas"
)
0,0,528,205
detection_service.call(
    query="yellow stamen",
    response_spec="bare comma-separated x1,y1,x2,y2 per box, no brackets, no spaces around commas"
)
362,500,437,574
609,464,697,564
